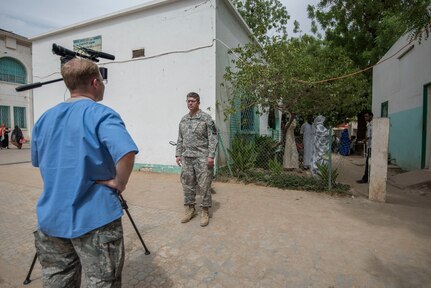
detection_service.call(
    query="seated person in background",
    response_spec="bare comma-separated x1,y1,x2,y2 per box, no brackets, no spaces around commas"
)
11,125,25,149
1,124,11,149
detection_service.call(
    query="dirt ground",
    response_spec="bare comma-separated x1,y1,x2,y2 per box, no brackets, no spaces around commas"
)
0,151,431,287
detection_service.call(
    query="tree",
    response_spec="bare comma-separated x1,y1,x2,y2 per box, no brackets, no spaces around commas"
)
231,0,290,43
307,0,431,70
224,35,369,125
397,1,431,42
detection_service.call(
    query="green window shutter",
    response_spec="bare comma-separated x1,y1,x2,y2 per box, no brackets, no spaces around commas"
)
0,57,27,84
240,106,254,131
13,107,27,128
0,106,11,127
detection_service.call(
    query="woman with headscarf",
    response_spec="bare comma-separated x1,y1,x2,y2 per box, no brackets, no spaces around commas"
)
11,125,24,149
310,115,330,176
338,128,350,156
300,115,314,169
282,112,299,170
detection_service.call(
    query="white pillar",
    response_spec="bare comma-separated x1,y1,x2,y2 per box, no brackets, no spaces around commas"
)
369,118,390,202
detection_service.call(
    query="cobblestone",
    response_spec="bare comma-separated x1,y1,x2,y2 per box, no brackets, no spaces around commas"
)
1,150,431,287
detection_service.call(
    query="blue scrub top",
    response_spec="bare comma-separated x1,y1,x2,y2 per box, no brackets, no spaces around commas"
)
31,98,138,238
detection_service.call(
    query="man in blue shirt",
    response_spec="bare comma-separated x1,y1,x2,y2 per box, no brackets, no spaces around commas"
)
31,58,138,287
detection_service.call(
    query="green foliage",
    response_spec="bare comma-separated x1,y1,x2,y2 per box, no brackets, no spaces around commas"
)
268,158,283,175
228,0,431,125
305,1,431,114
255,135,279,169
308,0,431,70
224,35,368,124
315,162,338,187
219,142,349,194
399,2,431,43
231,0,290,43
245,169,350,194
227,136,257,178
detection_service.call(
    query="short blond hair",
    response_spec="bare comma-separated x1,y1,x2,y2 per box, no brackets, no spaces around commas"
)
61,58,100,91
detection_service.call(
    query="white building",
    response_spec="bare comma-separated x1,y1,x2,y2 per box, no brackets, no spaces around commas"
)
372,34,431,171
30,0,276,172
0,29,33,140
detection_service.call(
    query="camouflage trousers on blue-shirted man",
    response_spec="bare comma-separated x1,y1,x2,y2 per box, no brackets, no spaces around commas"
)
34,218,124,288
181,156,213,207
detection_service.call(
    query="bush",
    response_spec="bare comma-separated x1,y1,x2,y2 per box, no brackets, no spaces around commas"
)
218,135,350,195
254,135,279,169
245,169,350,194
315,162,339,187
268,158,283,175
227,136,257,179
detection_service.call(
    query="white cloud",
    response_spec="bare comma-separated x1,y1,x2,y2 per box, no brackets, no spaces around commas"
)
0,0,319,38
0,13,52,37
0,0,150,37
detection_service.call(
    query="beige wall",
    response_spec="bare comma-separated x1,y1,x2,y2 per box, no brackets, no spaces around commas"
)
0,31,33,139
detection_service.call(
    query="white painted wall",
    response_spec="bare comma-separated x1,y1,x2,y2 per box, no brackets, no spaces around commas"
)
31,0,252,168
0,33,33,138
215,0,254,161
373,35,431,115
372,35,431,170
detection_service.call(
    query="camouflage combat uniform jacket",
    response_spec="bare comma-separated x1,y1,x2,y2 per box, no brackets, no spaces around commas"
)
176,110,218,158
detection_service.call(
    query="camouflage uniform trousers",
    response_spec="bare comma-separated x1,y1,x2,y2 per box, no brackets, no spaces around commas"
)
181,156,213,207
34,218,124,288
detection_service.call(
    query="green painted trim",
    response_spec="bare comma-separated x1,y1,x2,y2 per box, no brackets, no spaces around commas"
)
422,83,431,168
381,101,388,118
134,163,181,174
388,107,423,170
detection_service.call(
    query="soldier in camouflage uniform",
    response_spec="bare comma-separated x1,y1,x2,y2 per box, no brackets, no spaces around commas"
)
176,92,218,227
31,58,138,287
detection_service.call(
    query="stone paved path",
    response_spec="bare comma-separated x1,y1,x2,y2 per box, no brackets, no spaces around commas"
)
1,149,431,287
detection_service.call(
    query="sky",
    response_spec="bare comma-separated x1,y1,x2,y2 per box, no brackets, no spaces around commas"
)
0,0,319,39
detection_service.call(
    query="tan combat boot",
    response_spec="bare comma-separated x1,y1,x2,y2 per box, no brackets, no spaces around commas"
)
180,205,196,223
200,207,209,227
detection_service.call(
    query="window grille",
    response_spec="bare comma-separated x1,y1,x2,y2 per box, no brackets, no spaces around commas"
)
132,48,145,58
13,106,26,128
0,106,11,127
229,97,257,144
0,57,26,84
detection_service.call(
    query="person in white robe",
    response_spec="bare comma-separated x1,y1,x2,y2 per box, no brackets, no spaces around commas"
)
300,115,314,169
282,113,299,170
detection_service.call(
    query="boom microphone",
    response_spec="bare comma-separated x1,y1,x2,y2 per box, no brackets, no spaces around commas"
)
80,47,115,60
16,78,64,92
52,43,77,58
15,43,115,92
